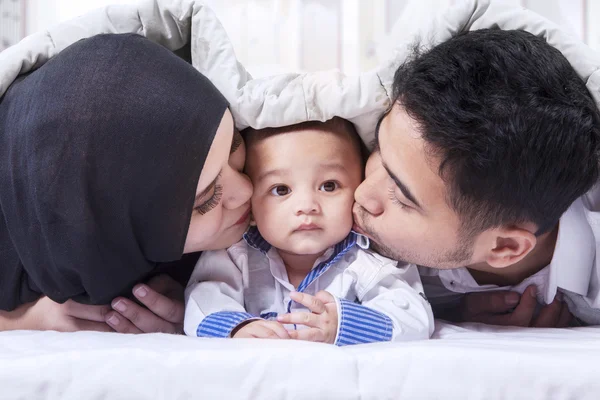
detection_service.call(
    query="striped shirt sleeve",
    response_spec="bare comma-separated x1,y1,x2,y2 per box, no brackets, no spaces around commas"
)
334,298,393,346
196,311,255,338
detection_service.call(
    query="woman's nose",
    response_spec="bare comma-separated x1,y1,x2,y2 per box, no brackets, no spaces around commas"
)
223,168,253,210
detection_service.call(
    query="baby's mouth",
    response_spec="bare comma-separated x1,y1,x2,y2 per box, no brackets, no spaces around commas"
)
294,223,320,232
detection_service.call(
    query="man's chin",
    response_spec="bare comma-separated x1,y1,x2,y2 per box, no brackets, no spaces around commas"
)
368,240,399,260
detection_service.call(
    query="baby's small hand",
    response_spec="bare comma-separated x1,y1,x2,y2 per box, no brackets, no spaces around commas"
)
232,320,290,339
277,291,338,344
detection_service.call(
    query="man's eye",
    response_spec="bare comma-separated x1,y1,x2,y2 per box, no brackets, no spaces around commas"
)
270,185,291,196
320,181,338,192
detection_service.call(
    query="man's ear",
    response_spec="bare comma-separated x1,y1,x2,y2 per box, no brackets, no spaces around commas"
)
484,227,537,269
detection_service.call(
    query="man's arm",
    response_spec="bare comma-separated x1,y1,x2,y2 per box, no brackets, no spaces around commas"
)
442,286,573,328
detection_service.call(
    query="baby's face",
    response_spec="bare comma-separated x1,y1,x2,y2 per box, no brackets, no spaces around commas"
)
246,128,363,256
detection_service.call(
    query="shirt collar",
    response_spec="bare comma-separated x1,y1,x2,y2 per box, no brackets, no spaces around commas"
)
243,226,272,253
544,197,595,303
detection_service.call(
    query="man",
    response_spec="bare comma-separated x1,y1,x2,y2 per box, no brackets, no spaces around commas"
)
353,29,600,327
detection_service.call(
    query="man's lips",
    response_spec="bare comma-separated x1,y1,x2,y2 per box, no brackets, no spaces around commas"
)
295,223,320,231
352,222,366,235
352,210,373,240
234,208,251,225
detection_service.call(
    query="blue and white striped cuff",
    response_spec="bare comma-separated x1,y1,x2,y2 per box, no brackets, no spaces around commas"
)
335,298,393,346
196,311,255,338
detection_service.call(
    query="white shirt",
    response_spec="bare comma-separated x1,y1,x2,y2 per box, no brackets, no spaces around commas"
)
420,186,600,324
184,229,434,345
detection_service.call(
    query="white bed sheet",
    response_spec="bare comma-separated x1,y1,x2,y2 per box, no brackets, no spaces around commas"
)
1,321,599,400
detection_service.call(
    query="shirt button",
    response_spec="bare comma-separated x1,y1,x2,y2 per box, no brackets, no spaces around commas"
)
450,281,455,286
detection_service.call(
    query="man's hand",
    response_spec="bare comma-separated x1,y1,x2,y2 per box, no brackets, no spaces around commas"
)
0,296,113,332
457,285,573,327
277,291,338,344
105,274,185,334
232,320,291,339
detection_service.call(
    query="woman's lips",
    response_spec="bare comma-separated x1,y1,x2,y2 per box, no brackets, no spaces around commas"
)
235,208,251,225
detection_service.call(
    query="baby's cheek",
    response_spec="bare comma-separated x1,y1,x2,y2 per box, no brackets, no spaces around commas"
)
331,195,355,230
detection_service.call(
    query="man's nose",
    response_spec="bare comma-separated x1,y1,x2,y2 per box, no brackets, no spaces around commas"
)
355,173,384,216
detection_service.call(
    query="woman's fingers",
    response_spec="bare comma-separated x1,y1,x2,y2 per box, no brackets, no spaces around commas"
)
105,310,144,334
72,318,116,333
109,297,180,334
132,282,185,324
63,299,112,322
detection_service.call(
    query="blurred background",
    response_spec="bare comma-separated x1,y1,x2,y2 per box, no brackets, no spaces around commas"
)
0,0,595,77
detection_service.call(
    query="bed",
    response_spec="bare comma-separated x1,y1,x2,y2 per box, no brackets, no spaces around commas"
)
1,0,600,399
2,322,599,399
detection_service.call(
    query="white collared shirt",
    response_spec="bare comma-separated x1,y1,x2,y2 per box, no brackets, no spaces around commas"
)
419,185,600,324
184,229,434,345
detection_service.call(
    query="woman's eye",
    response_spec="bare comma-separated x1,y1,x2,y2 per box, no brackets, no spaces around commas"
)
270,185,291,196
320,181,338,192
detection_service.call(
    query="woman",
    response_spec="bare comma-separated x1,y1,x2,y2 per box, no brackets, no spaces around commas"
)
0,33,252,333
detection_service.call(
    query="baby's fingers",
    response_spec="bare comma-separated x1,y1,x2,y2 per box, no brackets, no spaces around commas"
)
288,327,326,343
289,292,326,314
278,312,320,328
264,321,291,339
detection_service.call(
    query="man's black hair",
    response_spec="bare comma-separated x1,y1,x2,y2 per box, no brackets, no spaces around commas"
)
393,29,600,236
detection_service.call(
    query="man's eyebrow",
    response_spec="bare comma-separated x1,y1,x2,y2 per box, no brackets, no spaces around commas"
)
230,128,243,154
194,170,221,205
372,115,384,152
382,161,422,209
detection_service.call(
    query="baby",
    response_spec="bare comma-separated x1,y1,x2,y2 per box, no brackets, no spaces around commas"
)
184,118,433,345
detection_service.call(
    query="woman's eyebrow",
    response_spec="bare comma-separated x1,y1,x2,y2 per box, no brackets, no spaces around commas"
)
230,128,243,154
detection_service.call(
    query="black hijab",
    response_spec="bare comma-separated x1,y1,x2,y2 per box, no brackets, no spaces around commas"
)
0,34,228,310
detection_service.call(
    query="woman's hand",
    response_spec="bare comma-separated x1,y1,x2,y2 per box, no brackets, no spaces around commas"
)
105,274,185,334
0,274,185,334
0,296,113,332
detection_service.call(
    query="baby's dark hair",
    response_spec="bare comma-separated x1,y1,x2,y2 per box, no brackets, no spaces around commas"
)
243,117,368,166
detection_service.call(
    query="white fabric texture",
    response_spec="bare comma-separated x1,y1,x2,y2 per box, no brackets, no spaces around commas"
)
184,236,434,342
1,323,600,400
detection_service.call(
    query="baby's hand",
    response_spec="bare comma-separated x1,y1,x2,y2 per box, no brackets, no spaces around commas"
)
232,320,290,339
277,291,338,344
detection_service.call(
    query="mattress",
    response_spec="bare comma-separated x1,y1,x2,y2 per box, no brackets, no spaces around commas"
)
1,321,598,400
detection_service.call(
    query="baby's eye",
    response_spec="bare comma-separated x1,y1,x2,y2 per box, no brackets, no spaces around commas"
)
320,181,338,192
270,185,291,196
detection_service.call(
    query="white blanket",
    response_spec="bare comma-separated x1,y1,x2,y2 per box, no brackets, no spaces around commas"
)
2,323,599,399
